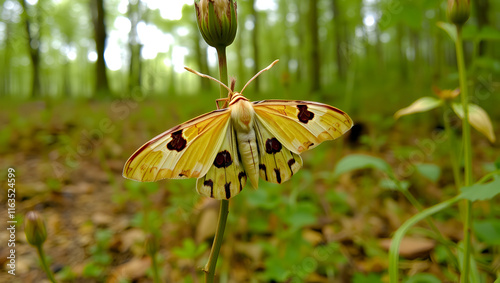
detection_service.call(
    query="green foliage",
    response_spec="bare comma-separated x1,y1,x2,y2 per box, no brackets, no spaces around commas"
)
352,272,383,283
333,154,393,178
404,273,441,283
172,238,208,259
458,178,500,201
415,163,442,183
473,219,500,245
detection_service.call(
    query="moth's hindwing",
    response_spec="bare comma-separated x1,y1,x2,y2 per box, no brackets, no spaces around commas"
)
253,100,353,154
123,110,231,182
254,120,303,184
197,124,247,199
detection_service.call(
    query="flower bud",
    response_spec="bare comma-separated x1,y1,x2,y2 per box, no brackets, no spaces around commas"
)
195,0,237,48
433,86,460,101
25,211,47,247
447,0,470,26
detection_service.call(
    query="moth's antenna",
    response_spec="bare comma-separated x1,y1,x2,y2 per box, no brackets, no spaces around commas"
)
240,59,279,94
184,67,233,94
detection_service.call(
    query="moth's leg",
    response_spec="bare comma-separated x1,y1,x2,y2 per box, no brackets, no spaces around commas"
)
215,98,229,110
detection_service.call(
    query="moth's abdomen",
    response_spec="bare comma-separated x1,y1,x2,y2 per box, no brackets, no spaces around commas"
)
236,130,260,189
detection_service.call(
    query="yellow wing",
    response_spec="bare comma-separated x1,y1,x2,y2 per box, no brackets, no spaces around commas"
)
253,100,353,154
197,124,247,199
254,120,303,184
123,109,231,182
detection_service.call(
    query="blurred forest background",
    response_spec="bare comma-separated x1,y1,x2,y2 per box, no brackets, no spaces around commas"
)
1,0,500,282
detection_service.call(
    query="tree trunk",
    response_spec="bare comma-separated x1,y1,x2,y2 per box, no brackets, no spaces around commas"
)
332,0,346,80
474,0,490,56
1,21,12,96
194,21,210,90
249,0,260,92
309,0,320,92
90,0,111,96
397,24,408,81
127,0,147,93
20,0,42,98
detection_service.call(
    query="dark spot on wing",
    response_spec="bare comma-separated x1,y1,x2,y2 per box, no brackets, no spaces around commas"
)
204,179,214,198
274,168,281,183
259,164,268,180
225,182,231,199
238,172,246,191
214,150,233,168
297,105,314,124
287,159,295,175
265,138,282,154
167,130,187,152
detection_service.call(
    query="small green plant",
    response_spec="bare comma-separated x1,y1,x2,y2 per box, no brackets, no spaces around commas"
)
24,211,56,283
378,1,500,281
83,228,113,279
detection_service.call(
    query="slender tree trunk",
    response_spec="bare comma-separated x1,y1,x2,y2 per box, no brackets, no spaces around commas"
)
236,30,245,86
20,0,42,98
295,0,304,83
473,0,490,56
397,24,408,81
194,20,210,90
309,0,320,92
332,0,346,80
249,0,260,92
127,0,147,93
90,0,111,96
2,21,12,96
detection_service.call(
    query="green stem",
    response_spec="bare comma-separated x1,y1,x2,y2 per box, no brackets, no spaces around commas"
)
37,245,57,283
456,25,473,283
389,196,461,283
151,253,160,283
443,103,462,188
216,46,228,98
398,184,459,269
204,200,229,282
204,45,230,283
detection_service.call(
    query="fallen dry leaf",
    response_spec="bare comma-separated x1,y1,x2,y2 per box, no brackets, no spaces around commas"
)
379,237,435,259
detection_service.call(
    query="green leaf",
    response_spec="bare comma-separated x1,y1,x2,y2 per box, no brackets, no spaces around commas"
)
172,238,208,259
458,178,500,201
379,179,410,191
394,97,443,119
333,154,393,177
452,103,496,142
437,21,457,42
474,219,500,245
352,273,383,283
404,273,441,283
415,163,441,183
474,26,500,41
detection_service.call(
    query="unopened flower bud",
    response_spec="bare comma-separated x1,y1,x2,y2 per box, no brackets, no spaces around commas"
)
195,0,237,48
433,86,460,101
447,0,470,26
25,211,47,247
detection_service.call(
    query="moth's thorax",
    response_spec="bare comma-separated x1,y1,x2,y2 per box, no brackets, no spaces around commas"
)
229,93,255,132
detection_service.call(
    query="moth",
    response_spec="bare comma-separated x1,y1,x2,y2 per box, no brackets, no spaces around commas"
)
123,60,353,199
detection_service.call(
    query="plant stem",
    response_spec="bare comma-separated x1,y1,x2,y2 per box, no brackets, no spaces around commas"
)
443,103,462,188
151,253,160,283
398,185,459,269
455,25,473,283
216,46,228,99
37,245,57,283
389,196,461,283
204,199,229,282
204,45,230,283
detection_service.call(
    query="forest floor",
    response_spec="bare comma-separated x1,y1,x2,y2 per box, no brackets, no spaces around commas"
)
0,98,499,283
